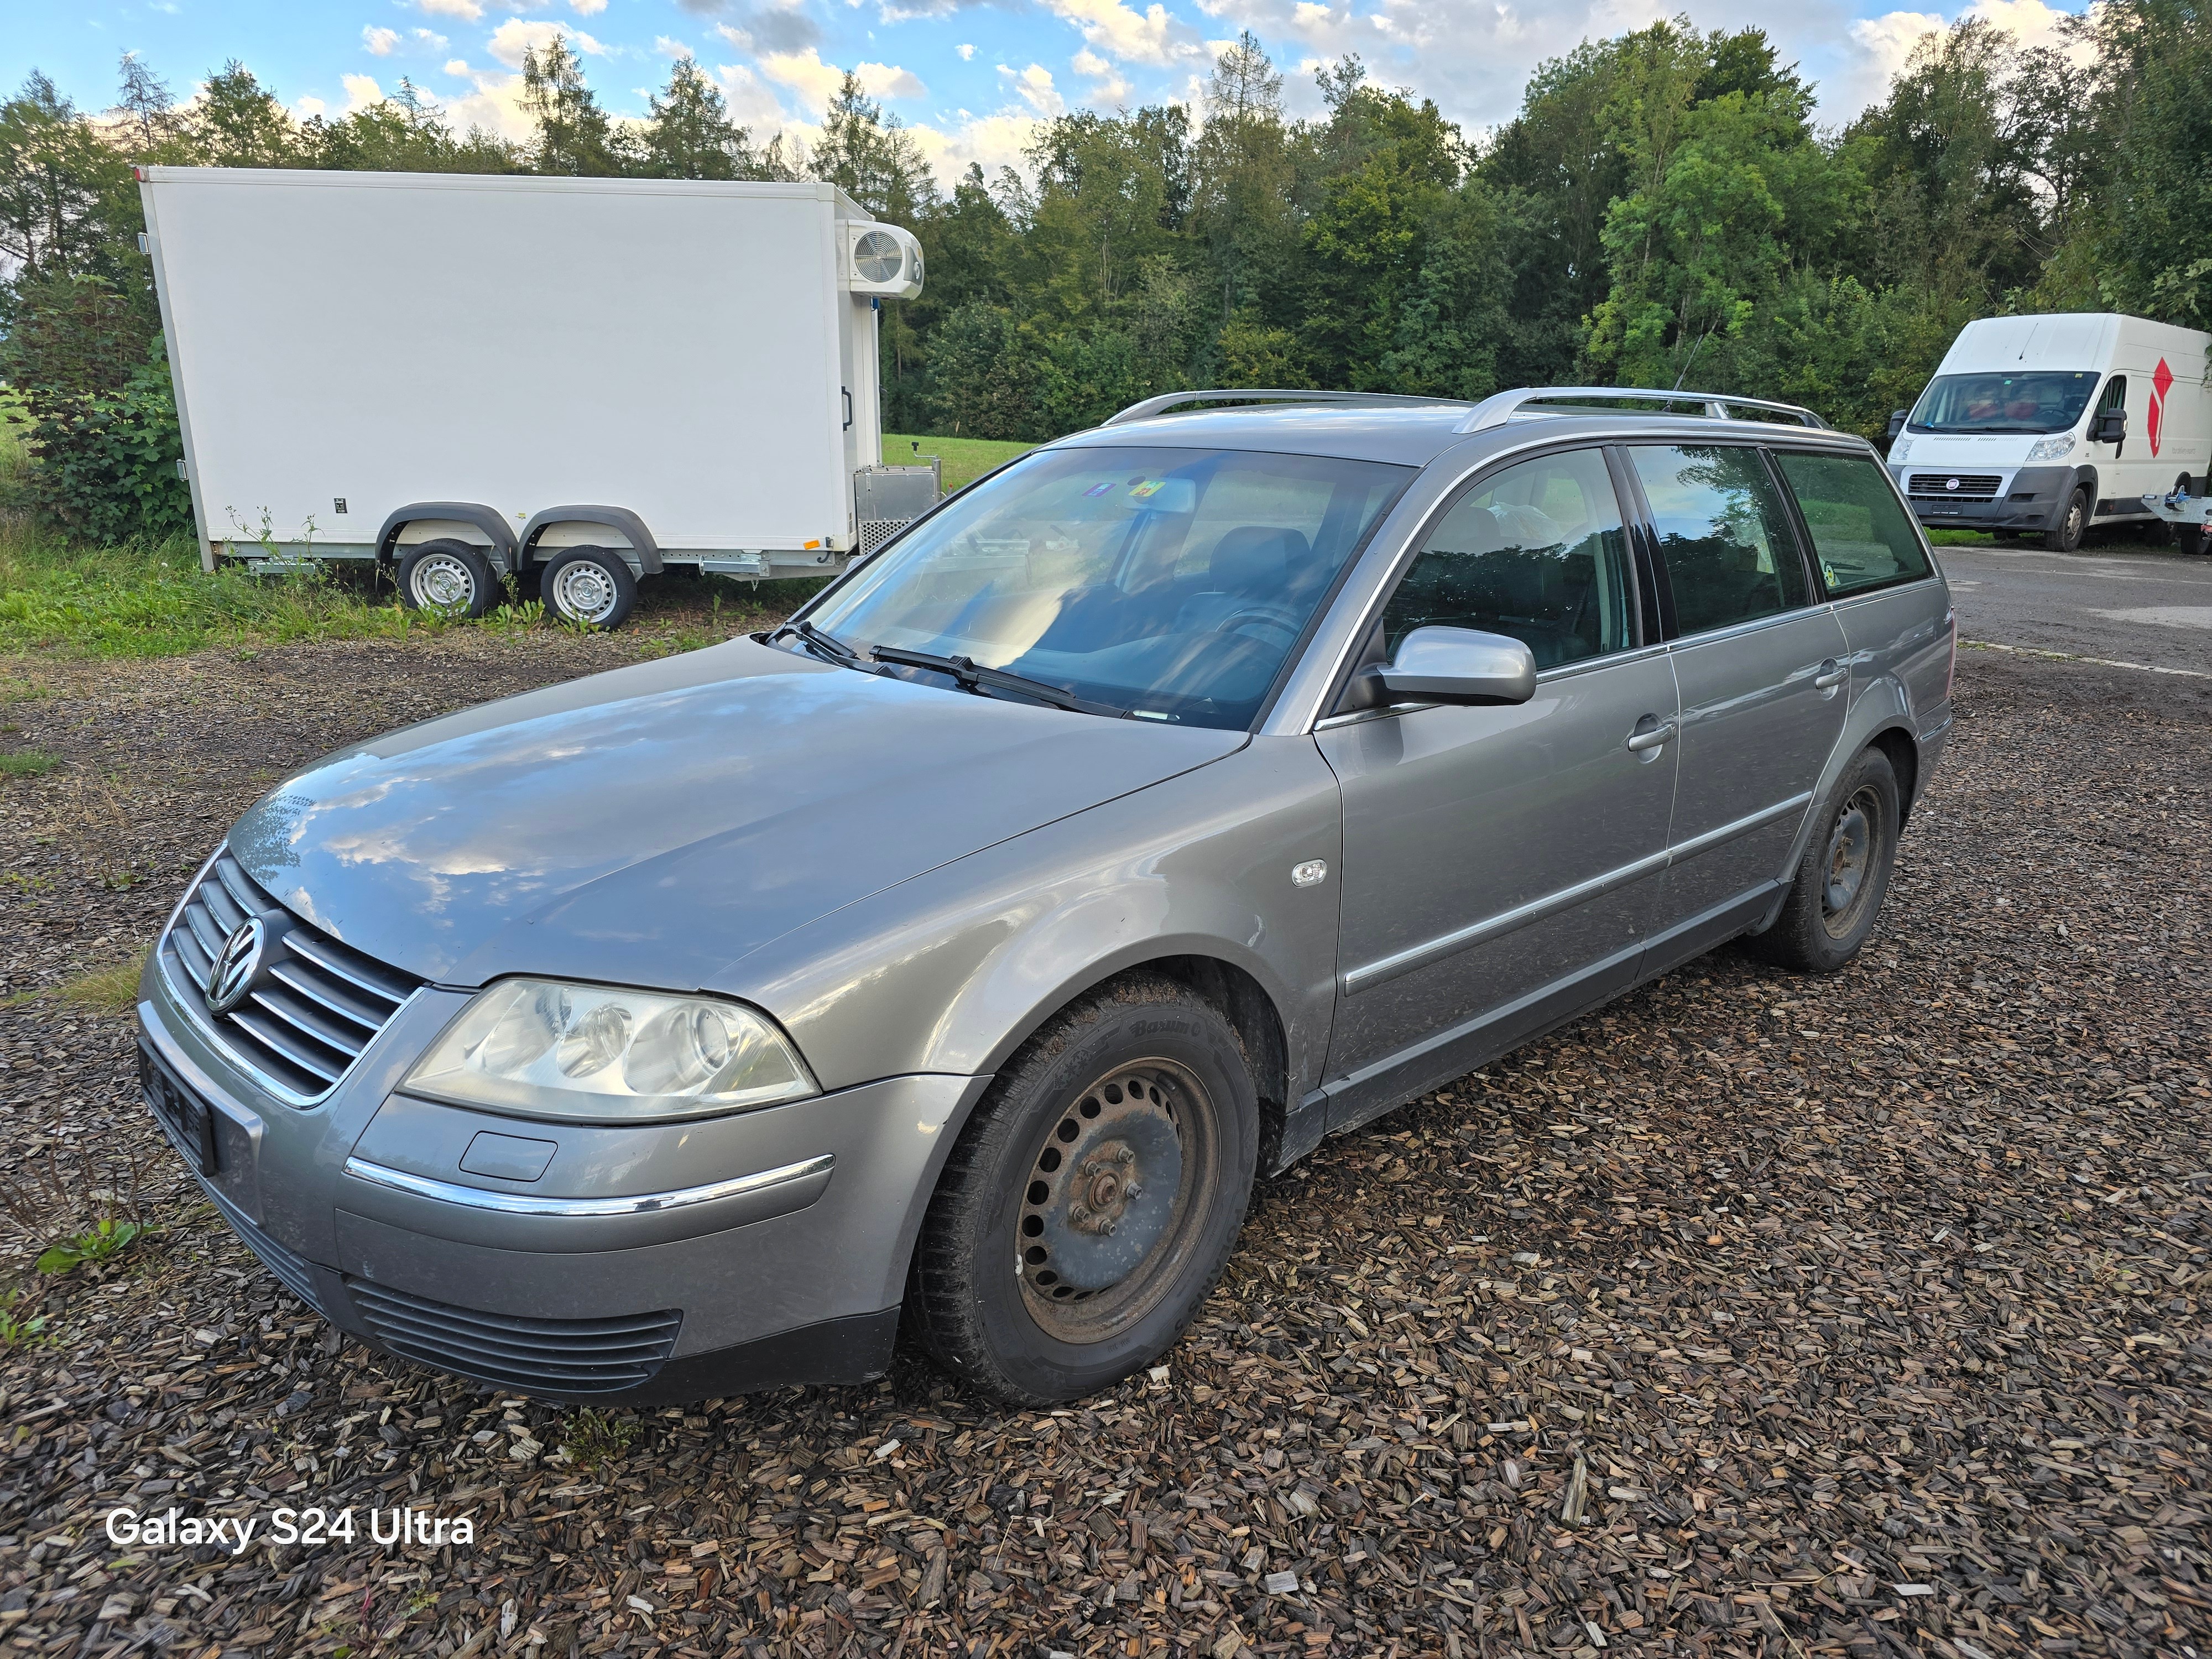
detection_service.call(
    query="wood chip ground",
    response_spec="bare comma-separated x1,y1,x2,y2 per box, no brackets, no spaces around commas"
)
1,640,2206,1659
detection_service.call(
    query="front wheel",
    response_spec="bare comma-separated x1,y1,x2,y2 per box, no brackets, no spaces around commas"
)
397,540,495,618
539,547,638,630
2041,486,2090,552
1747,746,1901,974
905,977,1258,1406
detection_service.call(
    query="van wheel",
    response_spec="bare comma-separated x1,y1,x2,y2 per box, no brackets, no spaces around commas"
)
1747,747,1901,974
2041,487,2090,552
540,548,637,629
397,540,495,618
905,977,1258,1407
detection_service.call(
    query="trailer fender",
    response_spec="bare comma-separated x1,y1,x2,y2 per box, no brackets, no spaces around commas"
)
375,503,519,573
519,506,662,576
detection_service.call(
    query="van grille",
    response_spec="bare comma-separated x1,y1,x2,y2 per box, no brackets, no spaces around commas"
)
162,851,420,1102
344,1280,682,1394
1907,473,2002,501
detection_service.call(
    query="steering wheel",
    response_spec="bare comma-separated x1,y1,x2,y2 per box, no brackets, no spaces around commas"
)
1211,606,1301,647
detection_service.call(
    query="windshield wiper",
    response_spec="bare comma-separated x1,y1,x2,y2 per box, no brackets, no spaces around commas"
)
775,618,866,667
869,644,1130,718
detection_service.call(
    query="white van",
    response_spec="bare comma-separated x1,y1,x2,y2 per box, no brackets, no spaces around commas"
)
1885,312,2211,551
139,167,936,628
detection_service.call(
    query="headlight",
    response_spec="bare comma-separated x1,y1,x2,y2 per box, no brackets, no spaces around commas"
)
1888,439,1912,463
404,979,817,1122
2025,432,2076,462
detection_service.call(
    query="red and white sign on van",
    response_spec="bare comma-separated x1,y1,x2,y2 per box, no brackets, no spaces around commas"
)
2148,356,2173,456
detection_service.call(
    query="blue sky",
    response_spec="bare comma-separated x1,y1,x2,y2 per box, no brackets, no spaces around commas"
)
10,0,2081,178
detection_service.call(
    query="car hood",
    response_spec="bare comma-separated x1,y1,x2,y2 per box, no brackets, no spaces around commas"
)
227,638,1244,988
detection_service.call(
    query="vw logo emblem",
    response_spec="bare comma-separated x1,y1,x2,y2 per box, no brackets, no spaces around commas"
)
1945,477,1960,492
206,917,266,1015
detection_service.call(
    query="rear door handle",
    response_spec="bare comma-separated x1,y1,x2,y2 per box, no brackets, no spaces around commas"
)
1624,718,1676,753
1813,659,1848,691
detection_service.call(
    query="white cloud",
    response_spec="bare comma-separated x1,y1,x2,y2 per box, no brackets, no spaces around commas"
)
1042,0,1207,67
362,25,402,55
419,0,484,20
759,46,847,107
441,69,539,139
712,61,792,128
415,27,450,46
656,35,695,56
999,61,1066,115
295,96,329,118
1072,46,1133,101
957,41,975,59
487,19,608,67
904,109,1049,177
342,72,386,110
569,0,609,13
857,60,927,98
444,57,472,74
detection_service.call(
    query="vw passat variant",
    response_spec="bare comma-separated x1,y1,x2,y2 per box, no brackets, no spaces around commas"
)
137,388,1956,1406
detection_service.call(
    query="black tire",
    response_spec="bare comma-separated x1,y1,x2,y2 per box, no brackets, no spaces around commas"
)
396,539,495,617
539,547,638,630
905,976,1259,1407
1748,746,1901,974
2166,474,2208,555
2041,486,2090,552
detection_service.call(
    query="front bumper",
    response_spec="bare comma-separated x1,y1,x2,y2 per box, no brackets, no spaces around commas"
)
136,958,989,1404
1895,464,2073,533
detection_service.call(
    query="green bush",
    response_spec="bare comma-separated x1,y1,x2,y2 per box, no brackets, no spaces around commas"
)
17,347,192,543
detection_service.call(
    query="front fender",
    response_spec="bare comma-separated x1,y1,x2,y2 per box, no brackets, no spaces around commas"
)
721,734,1344,1110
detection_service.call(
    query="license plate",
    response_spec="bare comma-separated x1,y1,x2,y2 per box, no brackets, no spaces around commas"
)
140,1046,218,1175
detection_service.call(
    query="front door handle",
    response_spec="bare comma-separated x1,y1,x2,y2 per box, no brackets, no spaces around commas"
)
1813,659,1848,691
1624,717,1676,753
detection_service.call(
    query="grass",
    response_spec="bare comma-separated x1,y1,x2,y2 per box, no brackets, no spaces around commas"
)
884,432,1035,493
7,952,147,1014
1926,529,1998,546
35,1217,152,1276
0,749,60,777
0,422,1027,659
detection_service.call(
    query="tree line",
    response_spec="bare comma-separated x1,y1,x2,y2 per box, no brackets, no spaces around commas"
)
1,1,2205,541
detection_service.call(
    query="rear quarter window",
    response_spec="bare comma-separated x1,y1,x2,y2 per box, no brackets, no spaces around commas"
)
1773,451,1933,597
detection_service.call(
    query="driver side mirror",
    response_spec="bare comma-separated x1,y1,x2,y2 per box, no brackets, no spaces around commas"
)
1884,409,1908,445
1345,625,1537,711
2090,409,2127,444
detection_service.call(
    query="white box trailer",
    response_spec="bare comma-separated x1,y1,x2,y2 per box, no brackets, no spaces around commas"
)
137,166,937,625
1884,312,2211,552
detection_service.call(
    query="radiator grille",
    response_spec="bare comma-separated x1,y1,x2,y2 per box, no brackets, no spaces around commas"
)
162,851,419,1102
344,1280,682,1394
1907,472,2002,500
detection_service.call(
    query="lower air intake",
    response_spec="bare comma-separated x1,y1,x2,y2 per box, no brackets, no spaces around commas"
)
343,1279,681,1394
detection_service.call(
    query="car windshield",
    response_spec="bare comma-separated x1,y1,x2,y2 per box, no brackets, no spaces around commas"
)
1907,371,2099,434
799,445,1413,728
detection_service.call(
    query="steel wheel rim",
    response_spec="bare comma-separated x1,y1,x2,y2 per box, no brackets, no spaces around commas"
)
553,560,619,623
409,552,475,611
1820,785,1879,930
1016,1058,1217,1345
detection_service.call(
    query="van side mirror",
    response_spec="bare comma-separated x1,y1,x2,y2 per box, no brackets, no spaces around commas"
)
1347,626,1537,711
1884,410,1908,444
2090,409,2127,444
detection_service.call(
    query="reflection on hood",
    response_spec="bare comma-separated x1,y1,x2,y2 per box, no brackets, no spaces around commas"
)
226,638,1244,988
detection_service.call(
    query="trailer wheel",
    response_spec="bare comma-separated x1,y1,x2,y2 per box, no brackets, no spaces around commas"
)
540,547,638,630
397,540,495,618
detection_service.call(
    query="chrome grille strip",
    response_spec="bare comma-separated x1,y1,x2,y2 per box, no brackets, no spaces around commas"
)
227,1009,347,1084
283,931,414,1005
265,961,385,1031
249,983,374,1053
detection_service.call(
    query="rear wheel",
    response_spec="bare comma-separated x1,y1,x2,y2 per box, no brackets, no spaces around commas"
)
397,540,495,618
540,547,638,629
2041,486,2090,552
1747,746,1901,974
905,977,1258,1406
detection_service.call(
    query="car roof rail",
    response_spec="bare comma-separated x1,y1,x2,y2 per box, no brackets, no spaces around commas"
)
1100,389,1473,426
1454,386,1827,433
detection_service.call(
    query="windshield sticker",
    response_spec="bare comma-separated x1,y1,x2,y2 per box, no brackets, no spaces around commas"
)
1082,482,1115,497
1128,479,1168,499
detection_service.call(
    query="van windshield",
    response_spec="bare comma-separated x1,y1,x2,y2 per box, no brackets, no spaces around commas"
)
1907,372,2099,435
796,445,1412,729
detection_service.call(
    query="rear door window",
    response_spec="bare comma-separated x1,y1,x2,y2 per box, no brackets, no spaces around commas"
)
1771,451,1933,597
1626,446,1809,637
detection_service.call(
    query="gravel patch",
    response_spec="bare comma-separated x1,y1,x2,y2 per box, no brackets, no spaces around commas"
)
1,644,2207,1659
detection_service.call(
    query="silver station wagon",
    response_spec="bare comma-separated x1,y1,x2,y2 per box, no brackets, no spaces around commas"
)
135,387,1955,1407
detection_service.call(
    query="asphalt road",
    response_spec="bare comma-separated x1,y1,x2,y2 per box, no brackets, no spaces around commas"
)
1933,535,2212,674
